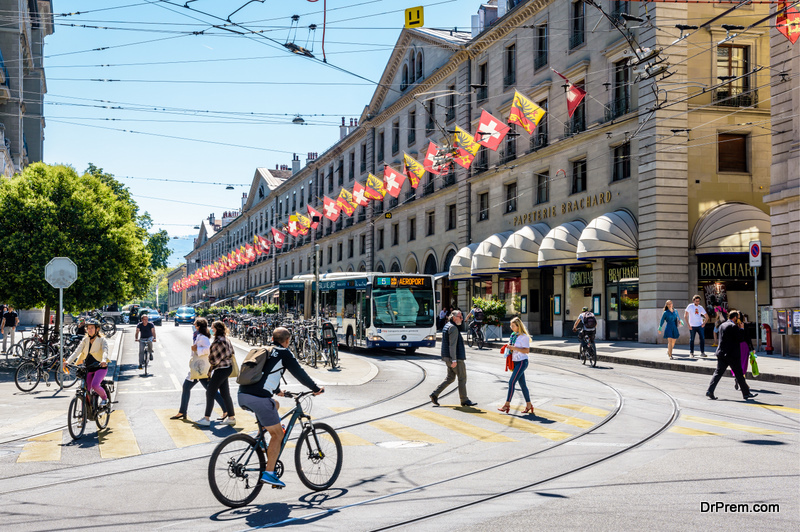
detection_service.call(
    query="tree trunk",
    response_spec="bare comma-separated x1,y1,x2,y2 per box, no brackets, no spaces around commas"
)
43,304,50,342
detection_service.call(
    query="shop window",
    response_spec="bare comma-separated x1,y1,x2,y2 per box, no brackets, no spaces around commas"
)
571,159,587,194
408,217,416,241
565,264,593,334
447,203,457,230
612,143,631,182
479,192,489,221
536,172,549,204
500,276,522,316
718,134,747,172
426,210,435,236
472,278,492,300
505,182,517,213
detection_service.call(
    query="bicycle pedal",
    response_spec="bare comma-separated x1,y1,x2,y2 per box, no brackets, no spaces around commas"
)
271,485,284,490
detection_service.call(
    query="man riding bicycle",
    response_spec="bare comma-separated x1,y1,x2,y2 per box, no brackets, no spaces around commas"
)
572,306,597,347
238,326,324,489
466,305,485,335
135,314,156,370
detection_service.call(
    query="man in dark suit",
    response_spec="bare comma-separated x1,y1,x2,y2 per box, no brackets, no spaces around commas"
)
706,310,758,400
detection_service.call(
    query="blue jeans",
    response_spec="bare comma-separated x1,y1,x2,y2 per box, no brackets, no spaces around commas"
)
506,358,530,403
689,326,705,354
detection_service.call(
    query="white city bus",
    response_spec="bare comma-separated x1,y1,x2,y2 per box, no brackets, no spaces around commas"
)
278,272,437,354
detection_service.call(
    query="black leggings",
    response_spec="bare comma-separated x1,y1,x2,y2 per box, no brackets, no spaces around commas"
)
205,366,235,418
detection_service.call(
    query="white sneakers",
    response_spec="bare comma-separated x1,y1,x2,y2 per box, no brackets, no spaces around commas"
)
195,417,235,426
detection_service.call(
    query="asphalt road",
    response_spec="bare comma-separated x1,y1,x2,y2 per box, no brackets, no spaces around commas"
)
0,324,797,531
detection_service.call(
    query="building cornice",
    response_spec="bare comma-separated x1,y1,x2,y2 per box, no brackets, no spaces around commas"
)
466,0,552,58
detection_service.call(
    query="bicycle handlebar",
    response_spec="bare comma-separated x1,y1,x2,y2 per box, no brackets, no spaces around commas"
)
281,390,322,400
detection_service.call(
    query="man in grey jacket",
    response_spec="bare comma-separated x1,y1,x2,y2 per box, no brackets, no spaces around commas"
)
430,310,477,407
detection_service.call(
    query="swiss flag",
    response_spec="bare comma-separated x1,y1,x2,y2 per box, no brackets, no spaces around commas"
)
352,181,370,206
245,244,256,262
307,204,323,229
475,110,510,151
552,69,586,118
424,141,445,175
322,196,340,222
271,228,286,249
383,165,405,198
287,220,299,237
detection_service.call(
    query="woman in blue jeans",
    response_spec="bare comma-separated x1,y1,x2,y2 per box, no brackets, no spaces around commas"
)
170,318,225,420
498,317,534,415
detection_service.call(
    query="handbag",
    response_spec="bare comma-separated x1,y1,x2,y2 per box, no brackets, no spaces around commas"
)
500,344,514,372
229,352,240,379
189,354,210,380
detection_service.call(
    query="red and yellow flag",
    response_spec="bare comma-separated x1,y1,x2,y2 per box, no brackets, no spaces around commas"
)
337,188,357,216
365,173,386,200
403,153,424,188
454,126,480,168
508,89,547,134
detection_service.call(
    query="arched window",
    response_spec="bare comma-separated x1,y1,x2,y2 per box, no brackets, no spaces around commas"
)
416,51,423,80
424,254,437,275
409,52,416,82
443,249,457,272
401,64,409,91
390,261,401,272
376,262,385,273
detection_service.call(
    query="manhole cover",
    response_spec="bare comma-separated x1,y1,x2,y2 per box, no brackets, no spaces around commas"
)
375,440,431,449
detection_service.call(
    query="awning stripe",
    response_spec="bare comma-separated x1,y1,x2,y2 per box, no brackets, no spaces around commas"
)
692,202,771,254
499,223,551,270
449,243,480,280
577,210,638,260
537,221,587,266
471,231,514,275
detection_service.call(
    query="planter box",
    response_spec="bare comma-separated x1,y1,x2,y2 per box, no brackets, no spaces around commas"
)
483,324,503,341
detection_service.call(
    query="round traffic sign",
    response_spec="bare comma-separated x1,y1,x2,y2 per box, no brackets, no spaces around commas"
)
45,257,78,289
750,243,760,258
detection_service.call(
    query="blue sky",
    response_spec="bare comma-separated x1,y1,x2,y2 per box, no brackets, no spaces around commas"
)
43,0,479,236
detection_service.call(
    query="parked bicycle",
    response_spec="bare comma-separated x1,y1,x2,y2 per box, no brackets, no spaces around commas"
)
207,390,342,508
65,363,115,439
14,345,78,391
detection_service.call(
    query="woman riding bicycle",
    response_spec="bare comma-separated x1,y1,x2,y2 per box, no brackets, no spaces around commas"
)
238,326,324,488
63,319,110,407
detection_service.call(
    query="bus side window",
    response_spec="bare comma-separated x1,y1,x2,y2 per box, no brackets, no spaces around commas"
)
344,288,357,318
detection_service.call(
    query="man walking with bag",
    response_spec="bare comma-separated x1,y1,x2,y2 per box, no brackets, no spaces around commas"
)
430,310,477,407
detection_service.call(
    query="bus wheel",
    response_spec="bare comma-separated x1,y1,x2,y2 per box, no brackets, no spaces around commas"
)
346,331,354,352
405,347,417,355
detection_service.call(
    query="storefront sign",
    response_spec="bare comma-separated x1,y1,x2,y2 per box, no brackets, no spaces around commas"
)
607,263,639,283
513,191,613,227
698,254,767,281
569,269,593,287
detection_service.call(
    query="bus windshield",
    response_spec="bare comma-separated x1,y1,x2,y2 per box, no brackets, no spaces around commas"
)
372,283,435,328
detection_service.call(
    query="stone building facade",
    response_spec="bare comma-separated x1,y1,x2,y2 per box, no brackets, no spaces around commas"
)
183,0,775,345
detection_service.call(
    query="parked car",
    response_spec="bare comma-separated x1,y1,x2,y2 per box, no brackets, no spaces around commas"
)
138,308,162,326
174,306,196,325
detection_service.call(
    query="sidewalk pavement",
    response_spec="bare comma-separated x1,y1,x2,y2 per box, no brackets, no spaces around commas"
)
435,330,799,386
0,329,125,446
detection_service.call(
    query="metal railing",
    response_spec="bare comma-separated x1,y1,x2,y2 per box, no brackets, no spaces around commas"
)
569,30,584,49
604,96,631,121
404,190,416,202
713,88,757,107
441,173,456,188
423,182,435,195
529,128,548,152
564,109,586,137
534,52,547,70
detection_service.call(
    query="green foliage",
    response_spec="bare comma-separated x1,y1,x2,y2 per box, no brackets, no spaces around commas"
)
471,296,507,326
146,229,172,270
0,163,153,311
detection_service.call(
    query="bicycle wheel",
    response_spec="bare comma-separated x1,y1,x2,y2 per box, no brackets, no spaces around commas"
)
208,433,266,508
589,344,597,367
580,343,587,365
95,388,111,430
67,396,87,440
477,332,484,350
7,343,24,360
329,343,339,369
295,422,343,491
56,364,79,389
14,361,41,392
467,330,474,348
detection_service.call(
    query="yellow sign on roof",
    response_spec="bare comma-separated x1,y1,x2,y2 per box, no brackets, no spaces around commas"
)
405,6,423,29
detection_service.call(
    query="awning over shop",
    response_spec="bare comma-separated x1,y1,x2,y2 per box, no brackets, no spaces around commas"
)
471,232,514,275
577,210,638,260
237,295,247,301
432,271,449,282
691,202,771,254
256,287,279,299
449,243,480,280
211,297,231,307
499,223,551,270
537,221,587,266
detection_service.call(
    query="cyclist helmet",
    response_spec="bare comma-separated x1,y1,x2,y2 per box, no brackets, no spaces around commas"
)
582,306,589,312
84,318,101,327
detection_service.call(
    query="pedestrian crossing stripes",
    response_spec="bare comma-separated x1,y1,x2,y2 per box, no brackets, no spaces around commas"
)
17,431,63,462
680,415,788,436
408,409,517,442
555,404,611,418
668,426,720,437
749,404,800,414
99,411,141,459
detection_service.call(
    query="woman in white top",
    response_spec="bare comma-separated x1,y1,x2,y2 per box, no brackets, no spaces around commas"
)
498,316,534,415
170,318,226,420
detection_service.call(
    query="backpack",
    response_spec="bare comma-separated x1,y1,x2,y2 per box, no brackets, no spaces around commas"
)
473,308,485,321
583,312,597,329
236,345,276,385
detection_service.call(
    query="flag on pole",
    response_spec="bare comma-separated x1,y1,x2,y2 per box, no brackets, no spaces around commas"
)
336,188,357,216
271,227,286,249
507,90,547,134
383,165,405,198
403,153,424,188
287,216,300,237
454,126,480,168
550,70,586,118
365,173,386,199
296,212,312,230
423,141,444,175
776,1,800,44
475,109,511,150
260,235,271,254
352,181,370,206
245,244,256,262
322,196,341,221
307,204,323,229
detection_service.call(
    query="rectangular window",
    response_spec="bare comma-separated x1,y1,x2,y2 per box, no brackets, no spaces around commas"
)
426,210,435,236
536,172,549,204
299,186,304,208
337,242,343,262
360,143,367,173
503,128,517,163
426,100,435,135
447,203,457,230
446,84,456,123
571,159,587,194
476,146,489,172
392,120,400,155
612,143,631,182
715,45,753,106
392,223,399,246
478,192,489,221
570,1,585,49
349,151,355,180
610,59,630,119
327,246,333,265
535,24,548,70
531,99,548,151
348,239,354,259
360,234,366,255
477,62,488,103
611,0,628,21
718,133,748,172
408,217,416,241
505,182,518,213
408,109,416,145
337,160,344,186
377,131,385,162
292,192,297,211
504,43,516,88
567,84,586,136
377,228,384,250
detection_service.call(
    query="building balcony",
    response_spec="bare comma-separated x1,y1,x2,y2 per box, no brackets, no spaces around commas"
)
441,173,456,189
713,88,757,108
605,96,631,121
529,128,548,152
357,211,366,223
404,190,416,203
423,181,435,195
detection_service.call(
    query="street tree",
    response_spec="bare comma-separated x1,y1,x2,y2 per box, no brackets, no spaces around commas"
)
0,163,152,332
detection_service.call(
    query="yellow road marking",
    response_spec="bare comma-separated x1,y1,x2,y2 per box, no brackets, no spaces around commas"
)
409,409,516,442
154,409,210,448
333,431,373,446
511,406,595,429
0,410,64,436
370,419,445,443
556,404,611,418
465,409,571,441
99,410,141,459
669,425,720,437
750,404,800,414
682,415,787,435
17,431,63,462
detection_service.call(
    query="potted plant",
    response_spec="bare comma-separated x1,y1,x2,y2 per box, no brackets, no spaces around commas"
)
471,297,506,341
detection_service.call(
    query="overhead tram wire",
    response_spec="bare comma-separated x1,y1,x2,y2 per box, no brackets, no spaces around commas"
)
130,194,242,210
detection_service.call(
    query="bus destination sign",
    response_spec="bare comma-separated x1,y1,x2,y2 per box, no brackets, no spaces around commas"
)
376,276,430,288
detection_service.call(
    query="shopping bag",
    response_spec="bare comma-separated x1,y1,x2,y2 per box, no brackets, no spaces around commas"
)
229,354,240,379
749,352,760,377
189,354,210,380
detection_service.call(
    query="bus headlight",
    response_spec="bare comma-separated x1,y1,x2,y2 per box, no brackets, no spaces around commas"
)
424,335,436,341
369,335,385,342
